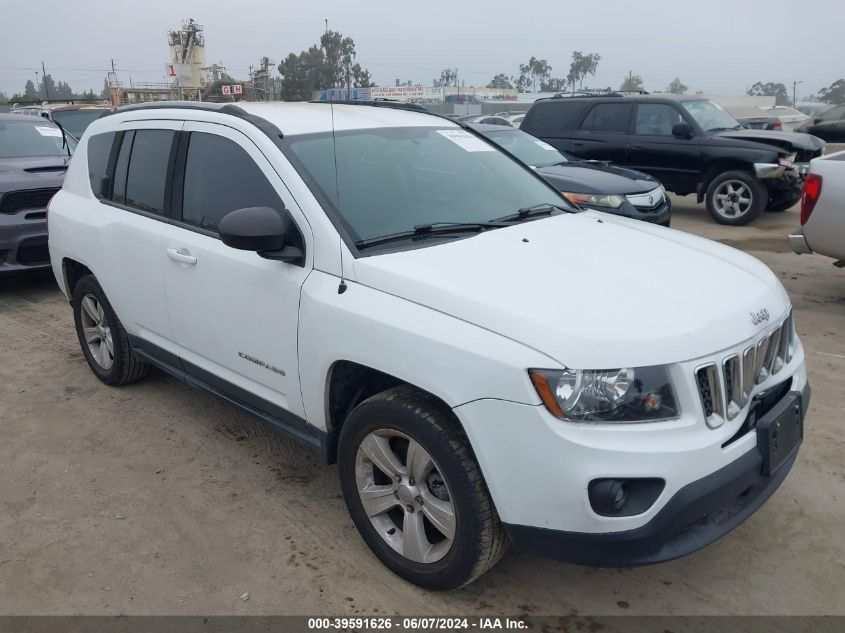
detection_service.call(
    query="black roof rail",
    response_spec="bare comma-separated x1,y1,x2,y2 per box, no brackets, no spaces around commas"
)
309,99,429,113
97,100,284,139
551,91,625,99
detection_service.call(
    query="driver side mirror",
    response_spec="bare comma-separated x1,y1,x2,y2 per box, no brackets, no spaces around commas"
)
219,206,304,266
672,122,694,138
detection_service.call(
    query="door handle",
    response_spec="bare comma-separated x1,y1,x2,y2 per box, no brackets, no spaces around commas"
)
573,141,585,146
630,145,645,149
166,248,197,265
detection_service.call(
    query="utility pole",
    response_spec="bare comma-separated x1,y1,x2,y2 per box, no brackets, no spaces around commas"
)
41,61,50,99
792,80,802,106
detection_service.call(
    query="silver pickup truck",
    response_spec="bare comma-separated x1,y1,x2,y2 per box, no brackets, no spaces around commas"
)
790,150,845,267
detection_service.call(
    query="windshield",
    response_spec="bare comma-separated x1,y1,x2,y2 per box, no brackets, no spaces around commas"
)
51,110,105,139
286,126,565,245
0,120,75,158
481,129,567,168
681,99,741,132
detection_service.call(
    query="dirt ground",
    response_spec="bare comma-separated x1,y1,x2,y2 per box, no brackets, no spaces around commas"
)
0,196,843,616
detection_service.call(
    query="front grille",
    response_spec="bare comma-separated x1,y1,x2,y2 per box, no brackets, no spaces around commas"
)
0,188,60,214
626,188,666,212
695,311,795,428
16,237,49,265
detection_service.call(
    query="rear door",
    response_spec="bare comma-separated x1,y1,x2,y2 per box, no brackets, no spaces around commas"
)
85,121,182,350
568,101,632,163
161,121,312,426
626,102,701,190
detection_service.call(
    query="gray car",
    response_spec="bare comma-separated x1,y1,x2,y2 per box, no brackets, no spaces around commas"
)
0,114,75,274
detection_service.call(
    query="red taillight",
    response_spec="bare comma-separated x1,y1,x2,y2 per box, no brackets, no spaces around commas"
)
800,173,822,225
773,118,782,130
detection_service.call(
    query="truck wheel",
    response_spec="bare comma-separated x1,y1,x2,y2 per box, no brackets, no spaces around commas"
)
72,275,149,386
338,385,507,590
766,190,802,212
705,171,767,225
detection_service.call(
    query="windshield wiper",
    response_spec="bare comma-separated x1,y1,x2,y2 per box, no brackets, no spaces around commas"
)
355,221,507,250
492,202,571,223
708,126,743,132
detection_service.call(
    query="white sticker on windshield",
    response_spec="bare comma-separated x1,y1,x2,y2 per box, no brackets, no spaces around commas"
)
534,140,557,151
35,125,62,137
436,129,494,152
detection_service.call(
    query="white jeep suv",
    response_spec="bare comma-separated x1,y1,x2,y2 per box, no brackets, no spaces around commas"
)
48,101,810,590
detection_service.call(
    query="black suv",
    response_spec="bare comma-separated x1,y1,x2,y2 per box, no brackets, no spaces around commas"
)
521,94,825,225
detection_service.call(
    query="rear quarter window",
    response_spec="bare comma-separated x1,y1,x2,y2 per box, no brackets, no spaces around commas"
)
86,132,116,198
523,101,587,137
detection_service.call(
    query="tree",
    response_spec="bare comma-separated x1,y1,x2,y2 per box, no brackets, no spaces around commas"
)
487,73,513,90
818,79,845,104
567,51,601,93
278,29,373,100
0,91,6,102
620,74,644,92
439,69,457,87
666,77,688,94
747,81,790,105
517,57,551,93
24,80,38,99
101,79,111,100
540,77,566,92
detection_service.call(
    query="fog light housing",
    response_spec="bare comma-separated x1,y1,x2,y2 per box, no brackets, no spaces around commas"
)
588,478,665,517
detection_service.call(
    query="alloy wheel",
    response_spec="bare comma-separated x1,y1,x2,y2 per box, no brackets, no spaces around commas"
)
713,180,754,219
354,429,456,564
79,293,114,370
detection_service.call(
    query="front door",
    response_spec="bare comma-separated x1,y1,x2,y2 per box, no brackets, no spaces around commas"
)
626,102,701,191
162,121,312,425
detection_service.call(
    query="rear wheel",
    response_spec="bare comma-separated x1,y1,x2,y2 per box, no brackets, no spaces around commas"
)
705,170,766,225
72,275,149,386
338,385,507,590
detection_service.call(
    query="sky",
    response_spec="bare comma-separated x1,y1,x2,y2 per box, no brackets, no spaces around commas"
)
2,0,843,99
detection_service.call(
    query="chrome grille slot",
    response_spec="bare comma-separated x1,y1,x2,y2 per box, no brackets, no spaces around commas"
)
763,328,781,378
741,346,756,407
723,355,742,420
753,335,770,384
779,311,794,366
696,363,724,428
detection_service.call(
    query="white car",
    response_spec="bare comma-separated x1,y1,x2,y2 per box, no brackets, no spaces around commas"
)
790,149,845,266
48,101,810,590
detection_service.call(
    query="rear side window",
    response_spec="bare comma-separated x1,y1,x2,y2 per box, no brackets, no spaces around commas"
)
124,130,175,215
86,132,116,198
180,132,284,232
579,103,632,134
111,131,134,205
523,100,586,136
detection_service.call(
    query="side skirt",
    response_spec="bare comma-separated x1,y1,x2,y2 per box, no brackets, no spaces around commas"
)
128,335,329,462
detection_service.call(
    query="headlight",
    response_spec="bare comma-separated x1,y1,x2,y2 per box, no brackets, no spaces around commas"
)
529,366,679,423
561,192,625,209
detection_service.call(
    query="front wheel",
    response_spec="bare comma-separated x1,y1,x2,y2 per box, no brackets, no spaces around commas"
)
338,386,507,590
705,170,767,225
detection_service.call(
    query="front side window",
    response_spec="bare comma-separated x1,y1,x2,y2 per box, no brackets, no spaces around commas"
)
635,104,685,135
819,105,845,122
286,126,563,244
579,103,632,134
681,99,741,132
0,120,75,158
181,132,284,232
124,129,175,215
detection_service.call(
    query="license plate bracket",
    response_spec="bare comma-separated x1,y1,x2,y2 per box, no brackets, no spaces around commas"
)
756,391,803,477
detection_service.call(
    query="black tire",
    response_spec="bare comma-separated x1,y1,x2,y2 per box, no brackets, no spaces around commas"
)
338,385,507,590
705,170,767,225
72,274,149,386
765,191,802,212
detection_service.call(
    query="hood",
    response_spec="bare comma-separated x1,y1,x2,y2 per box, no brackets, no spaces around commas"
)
714,129,825,153
0,156,69,194
535,161,656,195
352,212,789,369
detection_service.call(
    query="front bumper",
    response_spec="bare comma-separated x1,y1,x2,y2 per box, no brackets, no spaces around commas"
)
0,210,50,273
504,384,808,566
